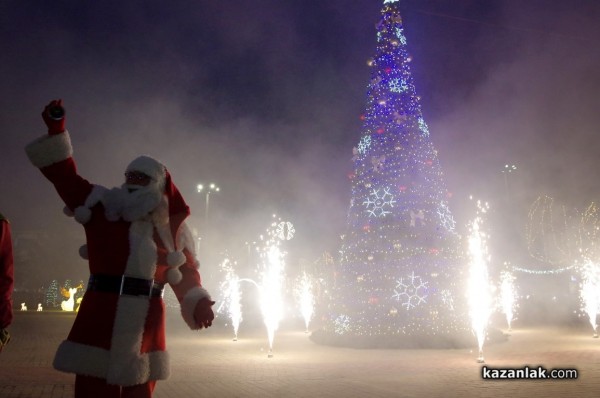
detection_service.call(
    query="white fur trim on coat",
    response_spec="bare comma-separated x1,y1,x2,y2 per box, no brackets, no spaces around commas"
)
101,219,162,385
180,286,211,329
167,251,186,267
166,268,183,285
73,185,109,224
74,206,92,224
56,219,164,385
166,251,185,285
25,131,73,168
53,340,170,383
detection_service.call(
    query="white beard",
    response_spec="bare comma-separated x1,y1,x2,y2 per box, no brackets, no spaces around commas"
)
102,181,164,222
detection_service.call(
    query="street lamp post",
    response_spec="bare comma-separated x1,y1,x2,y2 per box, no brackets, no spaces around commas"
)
501,164,517,200
196,183,220,221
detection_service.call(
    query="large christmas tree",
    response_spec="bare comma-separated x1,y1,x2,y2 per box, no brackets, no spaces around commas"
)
316,0,466,348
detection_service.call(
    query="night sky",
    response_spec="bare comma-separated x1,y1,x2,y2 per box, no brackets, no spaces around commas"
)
1,0,599,287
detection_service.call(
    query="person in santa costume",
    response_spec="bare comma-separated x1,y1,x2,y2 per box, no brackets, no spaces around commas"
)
0,212,14,353
25,99,215,398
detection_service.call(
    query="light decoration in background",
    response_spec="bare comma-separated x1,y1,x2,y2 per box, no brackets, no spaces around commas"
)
276,221,295,241
467,198,492,363
325,0,463,343
578,202,600,337
296,272,315,333
499,268,516,332
525,195,579,271
45,280,59,309
60,285,81,312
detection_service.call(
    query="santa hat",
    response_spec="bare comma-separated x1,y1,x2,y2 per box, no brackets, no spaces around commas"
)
127,156,191,284
125,155,168,191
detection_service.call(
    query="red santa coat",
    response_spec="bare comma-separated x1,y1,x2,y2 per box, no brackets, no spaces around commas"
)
0,214,14,329
25,131,210,386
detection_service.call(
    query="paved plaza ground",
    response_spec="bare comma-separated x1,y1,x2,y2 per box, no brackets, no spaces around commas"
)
1,310,600,397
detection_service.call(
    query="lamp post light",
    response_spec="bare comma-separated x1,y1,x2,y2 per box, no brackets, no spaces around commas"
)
196,183,220,221
501,164,517,200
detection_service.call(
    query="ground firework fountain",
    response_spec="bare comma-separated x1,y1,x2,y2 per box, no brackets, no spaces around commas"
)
500,269,516,332
261,244,285,357
467,199,492,363
296,272,315,333
220,259,243,341
580,258,600,338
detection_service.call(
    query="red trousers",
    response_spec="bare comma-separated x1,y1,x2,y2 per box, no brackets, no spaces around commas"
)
75,375,156,398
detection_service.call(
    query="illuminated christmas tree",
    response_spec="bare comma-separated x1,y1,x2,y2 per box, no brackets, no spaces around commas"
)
45,279,59,309
316,0,465,347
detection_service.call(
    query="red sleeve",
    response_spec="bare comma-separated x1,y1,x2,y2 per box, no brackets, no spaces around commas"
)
25,131,93,211
169,249,202,302
40,157,93,212
0,220,14,329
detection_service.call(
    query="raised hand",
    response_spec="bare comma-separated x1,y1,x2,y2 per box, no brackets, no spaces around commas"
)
42,99,66,135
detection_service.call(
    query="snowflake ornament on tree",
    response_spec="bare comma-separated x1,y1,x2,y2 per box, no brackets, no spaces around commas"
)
357,135,372,156
389,78,409,93
363,187,396,217
437,201,456,232
334,315,351,335
392,271,428,310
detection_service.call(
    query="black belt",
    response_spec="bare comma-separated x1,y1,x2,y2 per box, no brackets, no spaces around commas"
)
87,274,164,298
